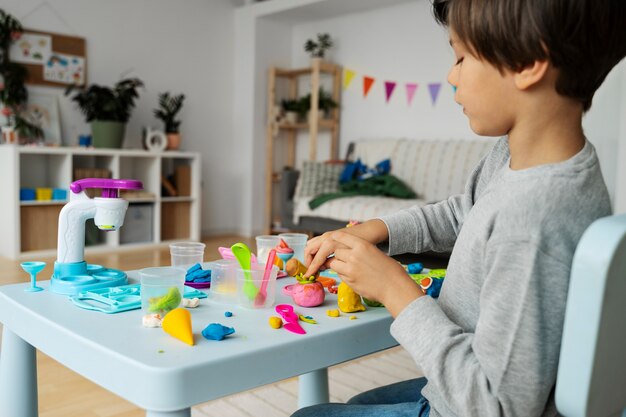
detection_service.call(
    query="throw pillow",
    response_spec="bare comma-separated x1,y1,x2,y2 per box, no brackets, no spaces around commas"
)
294,160,345,199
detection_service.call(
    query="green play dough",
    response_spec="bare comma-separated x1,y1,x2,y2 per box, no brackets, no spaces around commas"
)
148,287,182,313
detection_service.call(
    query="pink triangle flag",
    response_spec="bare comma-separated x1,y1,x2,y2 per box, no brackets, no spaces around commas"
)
405,83,418,106
428,83,442,106
384,81,397,103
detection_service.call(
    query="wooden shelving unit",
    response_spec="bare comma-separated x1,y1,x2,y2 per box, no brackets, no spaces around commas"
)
0,145,201,259
265,59,342,234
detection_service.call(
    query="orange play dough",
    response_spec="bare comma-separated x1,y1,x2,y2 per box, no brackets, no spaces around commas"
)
162,308,194,346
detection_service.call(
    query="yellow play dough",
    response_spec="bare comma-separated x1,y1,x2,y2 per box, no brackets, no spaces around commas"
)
162,308,194,346
269,316,283,329
337,282,366,313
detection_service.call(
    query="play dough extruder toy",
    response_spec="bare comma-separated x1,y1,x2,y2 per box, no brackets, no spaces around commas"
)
50,178,143,295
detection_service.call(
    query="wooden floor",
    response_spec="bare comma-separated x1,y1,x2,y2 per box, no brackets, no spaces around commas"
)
0,235,424,417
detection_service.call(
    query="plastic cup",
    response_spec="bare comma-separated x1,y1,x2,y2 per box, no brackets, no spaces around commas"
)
255,235,281,264
236,264,279,309
170,242,206,270
278,233,308,264
209,259,238,304
140,267,185,316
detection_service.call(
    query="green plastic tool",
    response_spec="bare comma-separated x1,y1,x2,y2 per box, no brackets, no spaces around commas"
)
231,242,258,300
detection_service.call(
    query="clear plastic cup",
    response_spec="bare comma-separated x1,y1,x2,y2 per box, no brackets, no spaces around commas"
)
209,259,238,304
140,266,185,316
255,235,281,265
170,242,206,270
236,264,279,309
278,233,308,264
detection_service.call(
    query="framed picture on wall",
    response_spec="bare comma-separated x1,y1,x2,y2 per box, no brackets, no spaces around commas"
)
20,92,62,145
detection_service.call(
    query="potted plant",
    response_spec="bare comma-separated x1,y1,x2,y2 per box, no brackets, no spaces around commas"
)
298,87,338,121
0,9,43,143
304,33,333,61
153,92,185,150
280,98,304,124
65,78,144,148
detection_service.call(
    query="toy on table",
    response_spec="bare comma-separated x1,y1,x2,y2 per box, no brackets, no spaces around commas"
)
162,308,194,346
254,249,276,307
275,304,306,334
283,272,325,307
20,261,46,292
275,239,294,273
285,258,307,277
50,178,143,295
231,242,258,300
218,246,258,264
70,284,206,314
410,268,446,298
184,263,211,289
202,323,235,341
337,282,366,313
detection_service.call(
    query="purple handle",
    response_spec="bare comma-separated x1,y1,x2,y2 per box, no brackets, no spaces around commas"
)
70,178,143,198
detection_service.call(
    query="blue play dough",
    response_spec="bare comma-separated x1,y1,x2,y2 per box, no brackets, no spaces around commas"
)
185,263,211,283
425,277,444,298
202,323,235,341
407,263,423,274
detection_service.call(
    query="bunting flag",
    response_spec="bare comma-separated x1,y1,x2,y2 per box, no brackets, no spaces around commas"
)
384,81,397,103
343,69,356,90
428,83,442,106
363,76,375,98
405,83,418,106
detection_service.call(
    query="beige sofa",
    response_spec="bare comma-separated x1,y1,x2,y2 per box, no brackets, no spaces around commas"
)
281,137,496,235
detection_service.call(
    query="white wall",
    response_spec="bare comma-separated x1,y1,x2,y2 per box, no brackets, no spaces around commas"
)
292,1,477,163
1,0,237,236
291,1,624,205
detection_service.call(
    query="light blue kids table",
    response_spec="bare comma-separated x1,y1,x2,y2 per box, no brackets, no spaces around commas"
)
0,270,397,417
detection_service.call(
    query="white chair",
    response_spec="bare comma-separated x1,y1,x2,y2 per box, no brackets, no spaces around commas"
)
556,214,626,417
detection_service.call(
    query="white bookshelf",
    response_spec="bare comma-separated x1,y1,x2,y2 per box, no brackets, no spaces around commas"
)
0,145,201,259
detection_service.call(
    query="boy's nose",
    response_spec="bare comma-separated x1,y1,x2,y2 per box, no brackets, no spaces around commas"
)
447,66,458,89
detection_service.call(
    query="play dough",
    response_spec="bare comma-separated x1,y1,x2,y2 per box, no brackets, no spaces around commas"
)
337,282,366,313
162,308,194,346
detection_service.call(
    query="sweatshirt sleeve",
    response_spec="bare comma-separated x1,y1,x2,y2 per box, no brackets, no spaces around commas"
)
378,142,501,256
390,237,569,417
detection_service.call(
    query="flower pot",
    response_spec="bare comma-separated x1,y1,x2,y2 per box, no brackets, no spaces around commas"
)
285,111,298,124
91,120,126,148
166,133,181,150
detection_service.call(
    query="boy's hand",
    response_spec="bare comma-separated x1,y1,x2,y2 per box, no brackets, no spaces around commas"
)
329,231,423,318
304,231,347,277
304,219,390,277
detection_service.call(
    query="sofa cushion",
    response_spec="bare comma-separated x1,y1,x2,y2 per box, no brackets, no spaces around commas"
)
294,195,426,223
352,138,496,202
293,160,344,199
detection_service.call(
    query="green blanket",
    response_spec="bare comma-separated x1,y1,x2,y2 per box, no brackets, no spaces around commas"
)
309,174,416,209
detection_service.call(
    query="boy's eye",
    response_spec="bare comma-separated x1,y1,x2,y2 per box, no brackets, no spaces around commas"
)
455,57,464,66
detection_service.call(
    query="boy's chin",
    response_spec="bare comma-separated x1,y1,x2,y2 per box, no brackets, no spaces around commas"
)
468,120,508,137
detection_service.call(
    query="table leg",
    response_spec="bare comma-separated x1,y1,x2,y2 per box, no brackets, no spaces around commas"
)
0,327,38,417
298,368,329,408
146,409,191,417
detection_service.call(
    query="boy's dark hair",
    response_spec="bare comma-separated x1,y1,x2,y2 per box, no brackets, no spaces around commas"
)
432,0,626,111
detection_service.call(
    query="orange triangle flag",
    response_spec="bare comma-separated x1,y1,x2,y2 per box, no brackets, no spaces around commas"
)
363,76,375,98
162,308,194,346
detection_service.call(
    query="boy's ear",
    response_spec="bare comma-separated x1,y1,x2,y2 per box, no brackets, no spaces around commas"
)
514,60,550,90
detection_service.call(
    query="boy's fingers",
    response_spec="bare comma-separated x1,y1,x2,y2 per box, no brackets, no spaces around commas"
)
305,243,335,276
331,231,364,249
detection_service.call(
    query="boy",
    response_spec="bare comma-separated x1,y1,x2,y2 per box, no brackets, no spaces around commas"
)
292,0,626,416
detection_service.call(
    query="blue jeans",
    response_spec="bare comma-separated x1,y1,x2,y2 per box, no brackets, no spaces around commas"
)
291,377,430,417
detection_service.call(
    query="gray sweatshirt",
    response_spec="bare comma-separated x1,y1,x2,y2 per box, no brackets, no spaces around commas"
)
380,137,611,417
